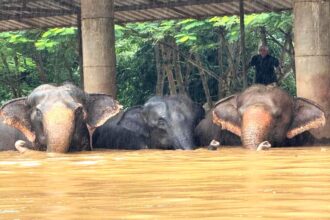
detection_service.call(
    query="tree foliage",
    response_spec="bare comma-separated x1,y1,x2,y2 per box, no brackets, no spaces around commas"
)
0,12,295,107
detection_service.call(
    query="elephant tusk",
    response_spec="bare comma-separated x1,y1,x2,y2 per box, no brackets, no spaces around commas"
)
15,140,32,153
256,141,272,151
208,139,220,151
87,124,95,151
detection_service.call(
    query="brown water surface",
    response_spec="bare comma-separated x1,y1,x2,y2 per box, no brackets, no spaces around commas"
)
0,147,329,219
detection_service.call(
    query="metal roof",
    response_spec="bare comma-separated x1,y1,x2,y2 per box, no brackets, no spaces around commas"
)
0,0,293,32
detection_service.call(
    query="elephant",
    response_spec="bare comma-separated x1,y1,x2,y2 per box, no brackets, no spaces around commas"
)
92,106,149,150
93,95,205,150
0,83,121,153
211,84,326,149
0,116,28,151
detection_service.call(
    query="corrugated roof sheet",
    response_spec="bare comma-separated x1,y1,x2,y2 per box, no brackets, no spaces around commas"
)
0,0,292,32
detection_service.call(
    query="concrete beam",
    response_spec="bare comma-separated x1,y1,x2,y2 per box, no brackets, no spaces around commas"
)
81,0,117,97
294,0,330,138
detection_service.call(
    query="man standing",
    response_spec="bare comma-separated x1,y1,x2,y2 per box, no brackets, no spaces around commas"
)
249,45,281,85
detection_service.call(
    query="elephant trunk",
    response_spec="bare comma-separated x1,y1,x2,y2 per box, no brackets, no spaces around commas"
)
43,105,75,153
176,136,194,150
173,128,194,150
242,106,273,149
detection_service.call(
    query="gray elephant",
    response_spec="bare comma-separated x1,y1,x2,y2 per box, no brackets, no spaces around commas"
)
93,106,149,150
0,116,28,151
210,84,325,149
93,95,205,150
0,83,121,153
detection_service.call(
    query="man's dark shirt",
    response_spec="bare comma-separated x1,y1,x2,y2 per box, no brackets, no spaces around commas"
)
249,54,279,85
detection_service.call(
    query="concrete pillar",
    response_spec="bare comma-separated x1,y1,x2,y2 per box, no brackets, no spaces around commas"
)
81,0,117,97
294,0,330,138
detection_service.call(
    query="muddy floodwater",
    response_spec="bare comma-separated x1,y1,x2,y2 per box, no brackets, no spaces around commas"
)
0,147,329,219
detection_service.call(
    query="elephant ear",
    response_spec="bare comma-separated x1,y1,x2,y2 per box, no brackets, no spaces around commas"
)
212,95,242,137
86,94,122,129
117,106,150,138
287,98,326,139
0,97,36,142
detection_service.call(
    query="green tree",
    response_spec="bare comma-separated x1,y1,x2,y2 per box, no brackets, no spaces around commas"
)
0,12,295,106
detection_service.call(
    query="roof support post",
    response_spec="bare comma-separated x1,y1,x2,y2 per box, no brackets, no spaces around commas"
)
294,0,330,138
239,0,247,89
81,0,117,97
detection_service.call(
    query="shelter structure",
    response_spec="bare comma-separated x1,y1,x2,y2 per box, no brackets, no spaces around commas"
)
0,0,329,138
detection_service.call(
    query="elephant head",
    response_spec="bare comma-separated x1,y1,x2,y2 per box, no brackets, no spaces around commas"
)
212,85,325,149
0,83,121,153
142,95,204,150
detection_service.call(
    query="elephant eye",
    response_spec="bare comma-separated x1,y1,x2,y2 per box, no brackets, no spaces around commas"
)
273,109,282,119
75,106,83,116
35,108,43,118
158,118,167,127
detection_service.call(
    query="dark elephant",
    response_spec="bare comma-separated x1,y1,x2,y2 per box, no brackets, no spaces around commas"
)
212,84,325,149
0,116,28,151
93,95,205,150
194,111,241,147
0,83,121,153
93,106,149,150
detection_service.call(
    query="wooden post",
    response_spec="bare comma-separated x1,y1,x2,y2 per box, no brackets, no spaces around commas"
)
173,41,186,95
195,54,213,109
81,0,117,97
155,43,164,95
217,29,224,98
239,0,247,89
160,43,176,95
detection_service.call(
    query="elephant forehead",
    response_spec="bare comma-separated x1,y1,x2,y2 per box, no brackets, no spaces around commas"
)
150,102,168,117
52,90,82,104
170,110,186,121
43,103,74,124
243,106,273,122
153,108,167,118
34,87,82,102
238,95,273,109
238,91,292,110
